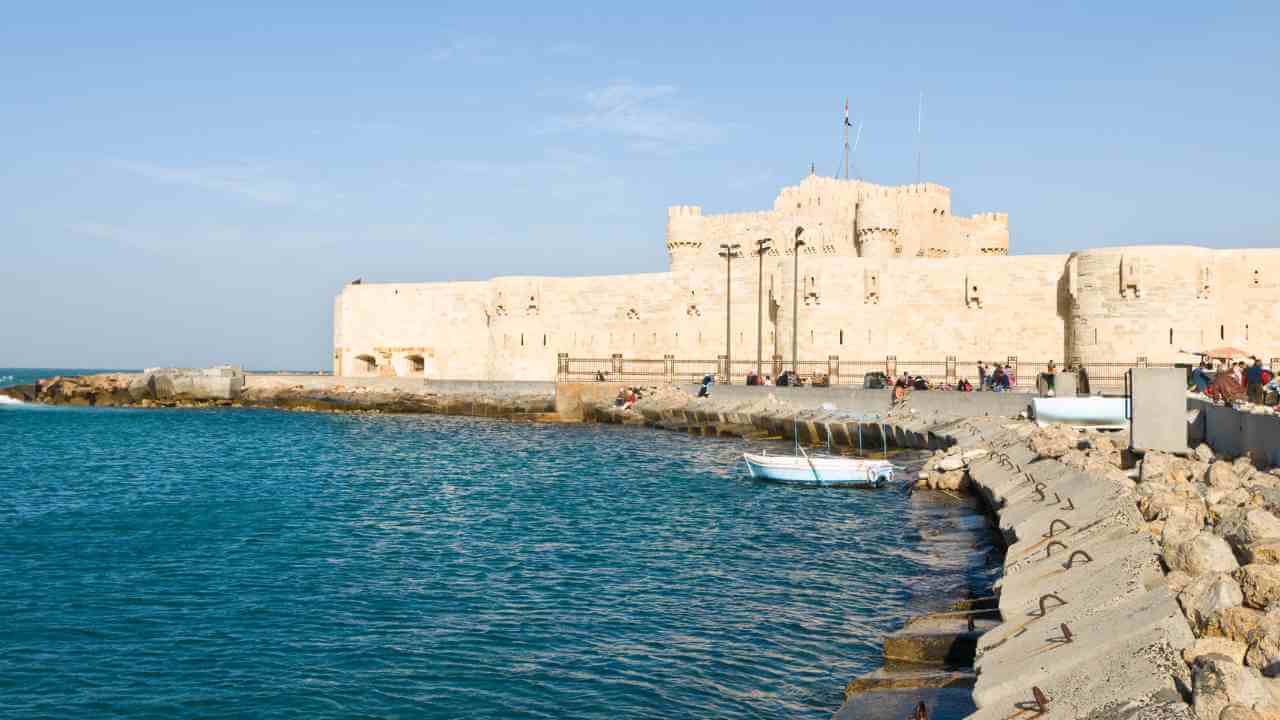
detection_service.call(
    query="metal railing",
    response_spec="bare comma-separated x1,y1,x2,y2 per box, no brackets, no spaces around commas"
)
556,353,1205,392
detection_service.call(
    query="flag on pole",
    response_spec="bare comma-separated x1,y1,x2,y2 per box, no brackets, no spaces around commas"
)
844,98,851,127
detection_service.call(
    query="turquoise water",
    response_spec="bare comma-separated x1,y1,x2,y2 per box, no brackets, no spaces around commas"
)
0,369,995,718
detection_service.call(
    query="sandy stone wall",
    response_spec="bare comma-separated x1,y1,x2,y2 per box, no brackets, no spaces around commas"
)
333,175,1279,380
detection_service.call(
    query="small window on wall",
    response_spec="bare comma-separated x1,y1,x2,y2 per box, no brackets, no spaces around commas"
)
1221,325,1225,340
1169,328,1173,345
839,330,844,345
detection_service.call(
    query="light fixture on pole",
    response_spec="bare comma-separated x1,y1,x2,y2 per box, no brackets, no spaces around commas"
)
791,227,805,376
718,242,742,383
755,237,773,380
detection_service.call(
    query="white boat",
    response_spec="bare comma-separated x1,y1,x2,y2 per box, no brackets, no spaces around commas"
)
743,449,895,487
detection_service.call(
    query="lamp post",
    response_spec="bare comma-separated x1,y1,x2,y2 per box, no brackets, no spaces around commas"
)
719,242,741,383
755,237,773,379
791,227,805,376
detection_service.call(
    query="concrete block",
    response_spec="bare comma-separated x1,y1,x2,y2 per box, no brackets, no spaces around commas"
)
973,586,1192,711
1130,367,1190,454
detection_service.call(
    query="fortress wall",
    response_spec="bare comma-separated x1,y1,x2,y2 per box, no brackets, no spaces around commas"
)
1066,247,1280,365
749,254,1068,372
335,281,492,379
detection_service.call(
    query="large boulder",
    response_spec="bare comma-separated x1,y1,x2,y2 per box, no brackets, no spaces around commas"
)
1181,573,1246,632
1243,541,1280,566
1142,490,1210,528
1219,510,1280,554
1192,656,1273,720
1240,565,1280,610
1245,617,1280,678
1168,532,1241,577
1185,637,1249,666
1145,451,1210,486
1029,425,1077,459
1213,461,1249,491
1207,607,1271,643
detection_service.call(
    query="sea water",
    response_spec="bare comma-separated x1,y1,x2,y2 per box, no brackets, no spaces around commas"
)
0,369,994,719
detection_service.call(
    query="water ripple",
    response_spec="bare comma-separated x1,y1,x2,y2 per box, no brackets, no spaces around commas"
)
0,403,993,719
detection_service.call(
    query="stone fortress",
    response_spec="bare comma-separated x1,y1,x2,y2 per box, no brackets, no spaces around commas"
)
333,173,1280,381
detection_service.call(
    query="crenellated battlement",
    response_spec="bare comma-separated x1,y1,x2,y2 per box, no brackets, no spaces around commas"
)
668,174,1007,267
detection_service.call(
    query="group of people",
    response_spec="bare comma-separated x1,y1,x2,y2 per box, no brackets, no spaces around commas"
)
976,361,1017,392
745,369,807,387
1193,356,1277,405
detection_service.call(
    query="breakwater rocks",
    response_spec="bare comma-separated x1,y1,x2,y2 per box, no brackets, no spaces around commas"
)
1,370,557,417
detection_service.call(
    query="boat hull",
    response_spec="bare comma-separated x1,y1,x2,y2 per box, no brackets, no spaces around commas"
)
743,453,893,487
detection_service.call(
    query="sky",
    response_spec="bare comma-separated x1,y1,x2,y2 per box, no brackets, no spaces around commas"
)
2,2,1277,370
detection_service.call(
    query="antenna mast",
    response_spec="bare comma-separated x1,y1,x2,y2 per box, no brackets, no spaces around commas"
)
914,91,923,183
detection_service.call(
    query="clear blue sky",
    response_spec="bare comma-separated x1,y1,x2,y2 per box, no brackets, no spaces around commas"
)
2,2,1277,370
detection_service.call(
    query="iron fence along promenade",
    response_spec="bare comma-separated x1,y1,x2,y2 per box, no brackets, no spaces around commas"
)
556,353,1216,392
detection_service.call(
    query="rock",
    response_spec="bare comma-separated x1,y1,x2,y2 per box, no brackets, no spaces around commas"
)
1145,451,1210,486
1213,461,1247,491
1240,565,1280,609
1192,656,1273,720
1028,425,1077,459
1181,573,1246,631
1219,510,1280,554
1169,532,1240,577
1185,637,1249,666
1168,570,1196,594
1168,512,1211,546
1142,490,1209,528
933,470,970,492
1206,607,1270,643
1246,621,1280,677
936,454,965,472
1243,542,1280,566
1220,705,1269,720
1197,444,1217,463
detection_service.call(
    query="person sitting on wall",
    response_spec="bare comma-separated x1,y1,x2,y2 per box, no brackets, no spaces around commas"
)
763,374,773,386
958,378,973,392
990,365,1007,392
1208,369,1246,405
776,371,790,387
1191,362,1213,394
1004,364,1016,389
746,368,758,386
698,376,712,398
913,375,930,391
625,389,638,409
595,370,606,381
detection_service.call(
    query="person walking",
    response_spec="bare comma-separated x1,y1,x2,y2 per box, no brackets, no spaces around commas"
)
977,361,987,391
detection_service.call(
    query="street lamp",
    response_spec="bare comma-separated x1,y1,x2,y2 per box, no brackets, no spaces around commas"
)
791,227,805,376
718,243,742,383
755,237,773,380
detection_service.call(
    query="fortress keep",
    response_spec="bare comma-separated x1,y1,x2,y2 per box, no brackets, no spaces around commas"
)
333,174,1280,380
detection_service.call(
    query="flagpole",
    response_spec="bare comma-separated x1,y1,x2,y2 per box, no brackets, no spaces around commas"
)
843,98,850,180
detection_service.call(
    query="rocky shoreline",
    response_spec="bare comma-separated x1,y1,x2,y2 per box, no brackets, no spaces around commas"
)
0,369,556,417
